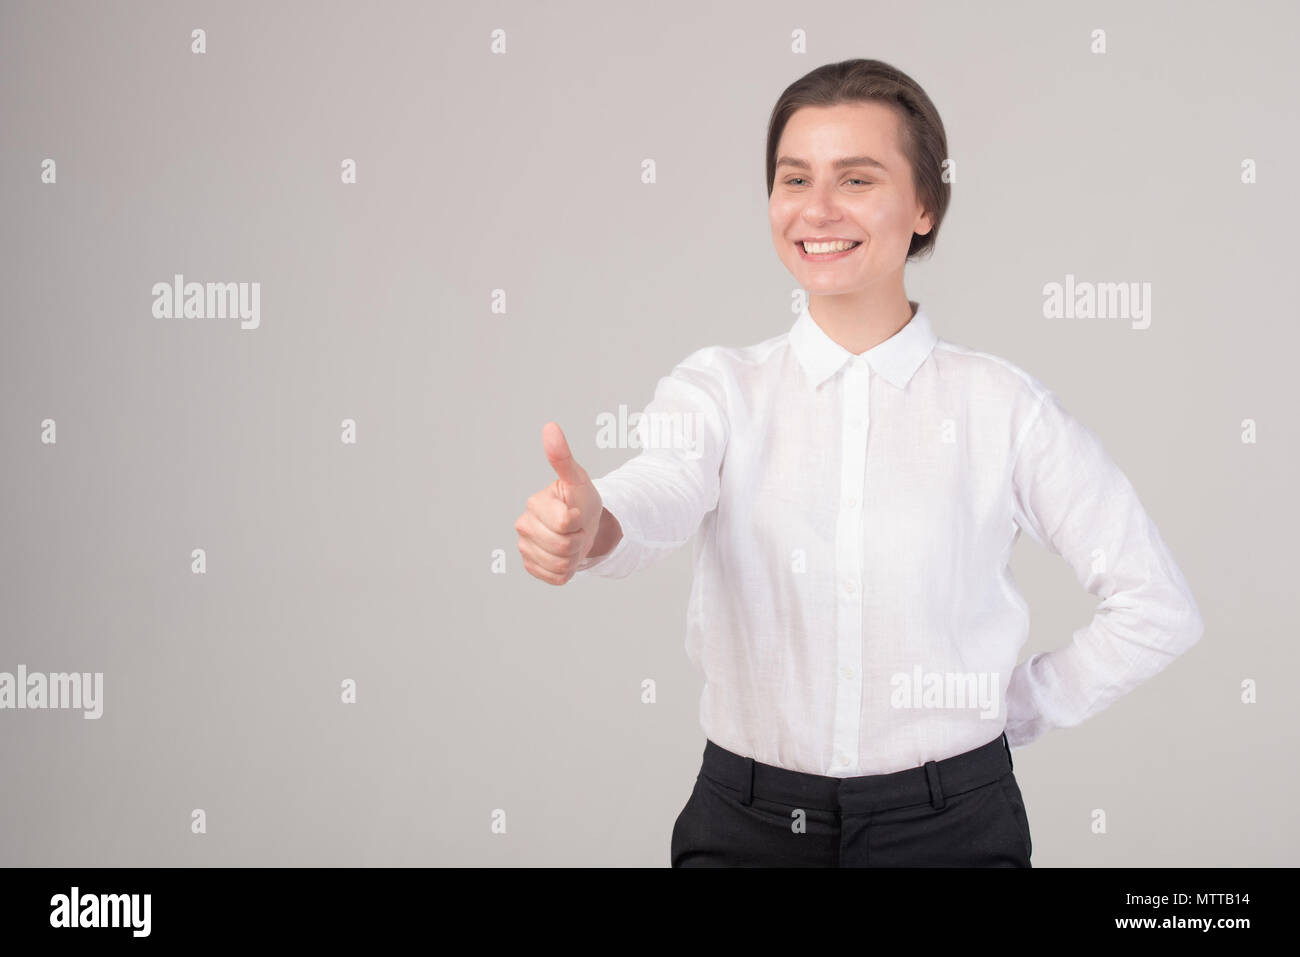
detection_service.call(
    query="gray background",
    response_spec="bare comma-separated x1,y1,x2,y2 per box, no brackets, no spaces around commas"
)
1,0,1296,866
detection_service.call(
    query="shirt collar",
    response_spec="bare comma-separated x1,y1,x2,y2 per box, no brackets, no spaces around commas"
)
789,300,938,391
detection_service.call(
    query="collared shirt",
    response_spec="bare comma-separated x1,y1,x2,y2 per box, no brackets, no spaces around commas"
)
574,301,1204,776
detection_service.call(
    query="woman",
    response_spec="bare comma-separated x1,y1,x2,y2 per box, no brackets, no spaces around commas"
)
513,59,1204,867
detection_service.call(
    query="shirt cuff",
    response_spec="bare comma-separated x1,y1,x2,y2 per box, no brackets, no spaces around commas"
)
571,478,641,580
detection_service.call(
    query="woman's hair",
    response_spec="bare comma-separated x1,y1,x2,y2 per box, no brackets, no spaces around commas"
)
766,59,950,260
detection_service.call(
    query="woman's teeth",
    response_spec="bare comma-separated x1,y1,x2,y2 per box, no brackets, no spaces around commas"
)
801,240,861,253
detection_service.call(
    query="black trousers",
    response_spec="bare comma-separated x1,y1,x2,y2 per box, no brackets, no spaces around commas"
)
671,732,1032,867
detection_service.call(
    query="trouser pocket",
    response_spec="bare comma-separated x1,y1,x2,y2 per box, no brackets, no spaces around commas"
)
996,772,1033,864
669,775,701,867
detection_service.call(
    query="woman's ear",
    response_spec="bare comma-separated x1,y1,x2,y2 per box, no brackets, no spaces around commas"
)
914,208,934,237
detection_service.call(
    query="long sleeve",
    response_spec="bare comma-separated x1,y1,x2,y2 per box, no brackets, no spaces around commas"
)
572,348,729,580
1003,388,1204,749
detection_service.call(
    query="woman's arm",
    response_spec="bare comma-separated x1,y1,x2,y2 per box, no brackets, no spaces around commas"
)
573,349,729,581
1004,388,1205,749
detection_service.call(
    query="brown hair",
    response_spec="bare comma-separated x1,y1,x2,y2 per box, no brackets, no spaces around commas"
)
766,59,950,260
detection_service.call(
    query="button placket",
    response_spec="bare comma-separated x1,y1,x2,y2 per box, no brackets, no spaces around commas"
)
830,360,869,775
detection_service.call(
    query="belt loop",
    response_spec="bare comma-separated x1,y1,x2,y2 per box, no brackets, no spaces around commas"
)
1002,732,1014,772
739,756,754,806
923,760,944,810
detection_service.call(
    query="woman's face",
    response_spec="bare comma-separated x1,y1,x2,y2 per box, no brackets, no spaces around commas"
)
769,101,933,298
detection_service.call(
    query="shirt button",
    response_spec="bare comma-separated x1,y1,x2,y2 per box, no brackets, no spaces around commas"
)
844,581,856,594
837,752,850,766
841,665,855,680
845,496,858,509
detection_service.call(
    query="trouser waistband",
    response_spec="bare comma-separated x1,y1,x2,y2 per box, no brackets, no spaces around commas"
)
699,733,1014,813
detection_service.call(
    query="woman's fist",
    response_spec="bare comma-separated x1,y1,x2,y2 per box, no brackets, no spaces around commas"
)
515,422,614,584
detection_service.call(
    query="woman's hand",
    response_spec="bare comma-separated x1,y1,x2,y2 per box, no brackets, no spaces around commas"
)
515,422,620,584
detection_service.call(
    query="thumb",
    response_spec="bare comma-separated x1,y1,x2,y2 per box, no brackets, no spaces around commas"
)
542,421,591,491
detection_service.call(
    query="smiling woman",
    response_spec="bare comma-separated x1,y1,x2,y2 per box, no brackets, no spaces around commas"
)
766,60,950,255
766,61,951,350
525,58,1203,870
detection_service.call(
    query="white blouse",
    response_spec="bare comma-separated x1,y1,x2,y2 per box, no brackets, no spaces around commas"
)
574,301,1203,776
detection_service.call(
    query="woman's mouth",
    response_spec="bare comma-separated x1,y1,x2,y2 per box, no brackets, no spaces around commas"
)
795,239,862,262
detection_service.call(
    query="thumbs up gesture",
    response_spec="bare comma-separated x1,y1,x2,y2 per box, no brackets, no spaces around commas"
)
515,422,618,584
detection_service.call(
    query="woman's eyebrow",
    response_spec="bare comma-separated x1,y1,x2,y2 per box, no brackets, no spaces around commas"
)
776,155,889,171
